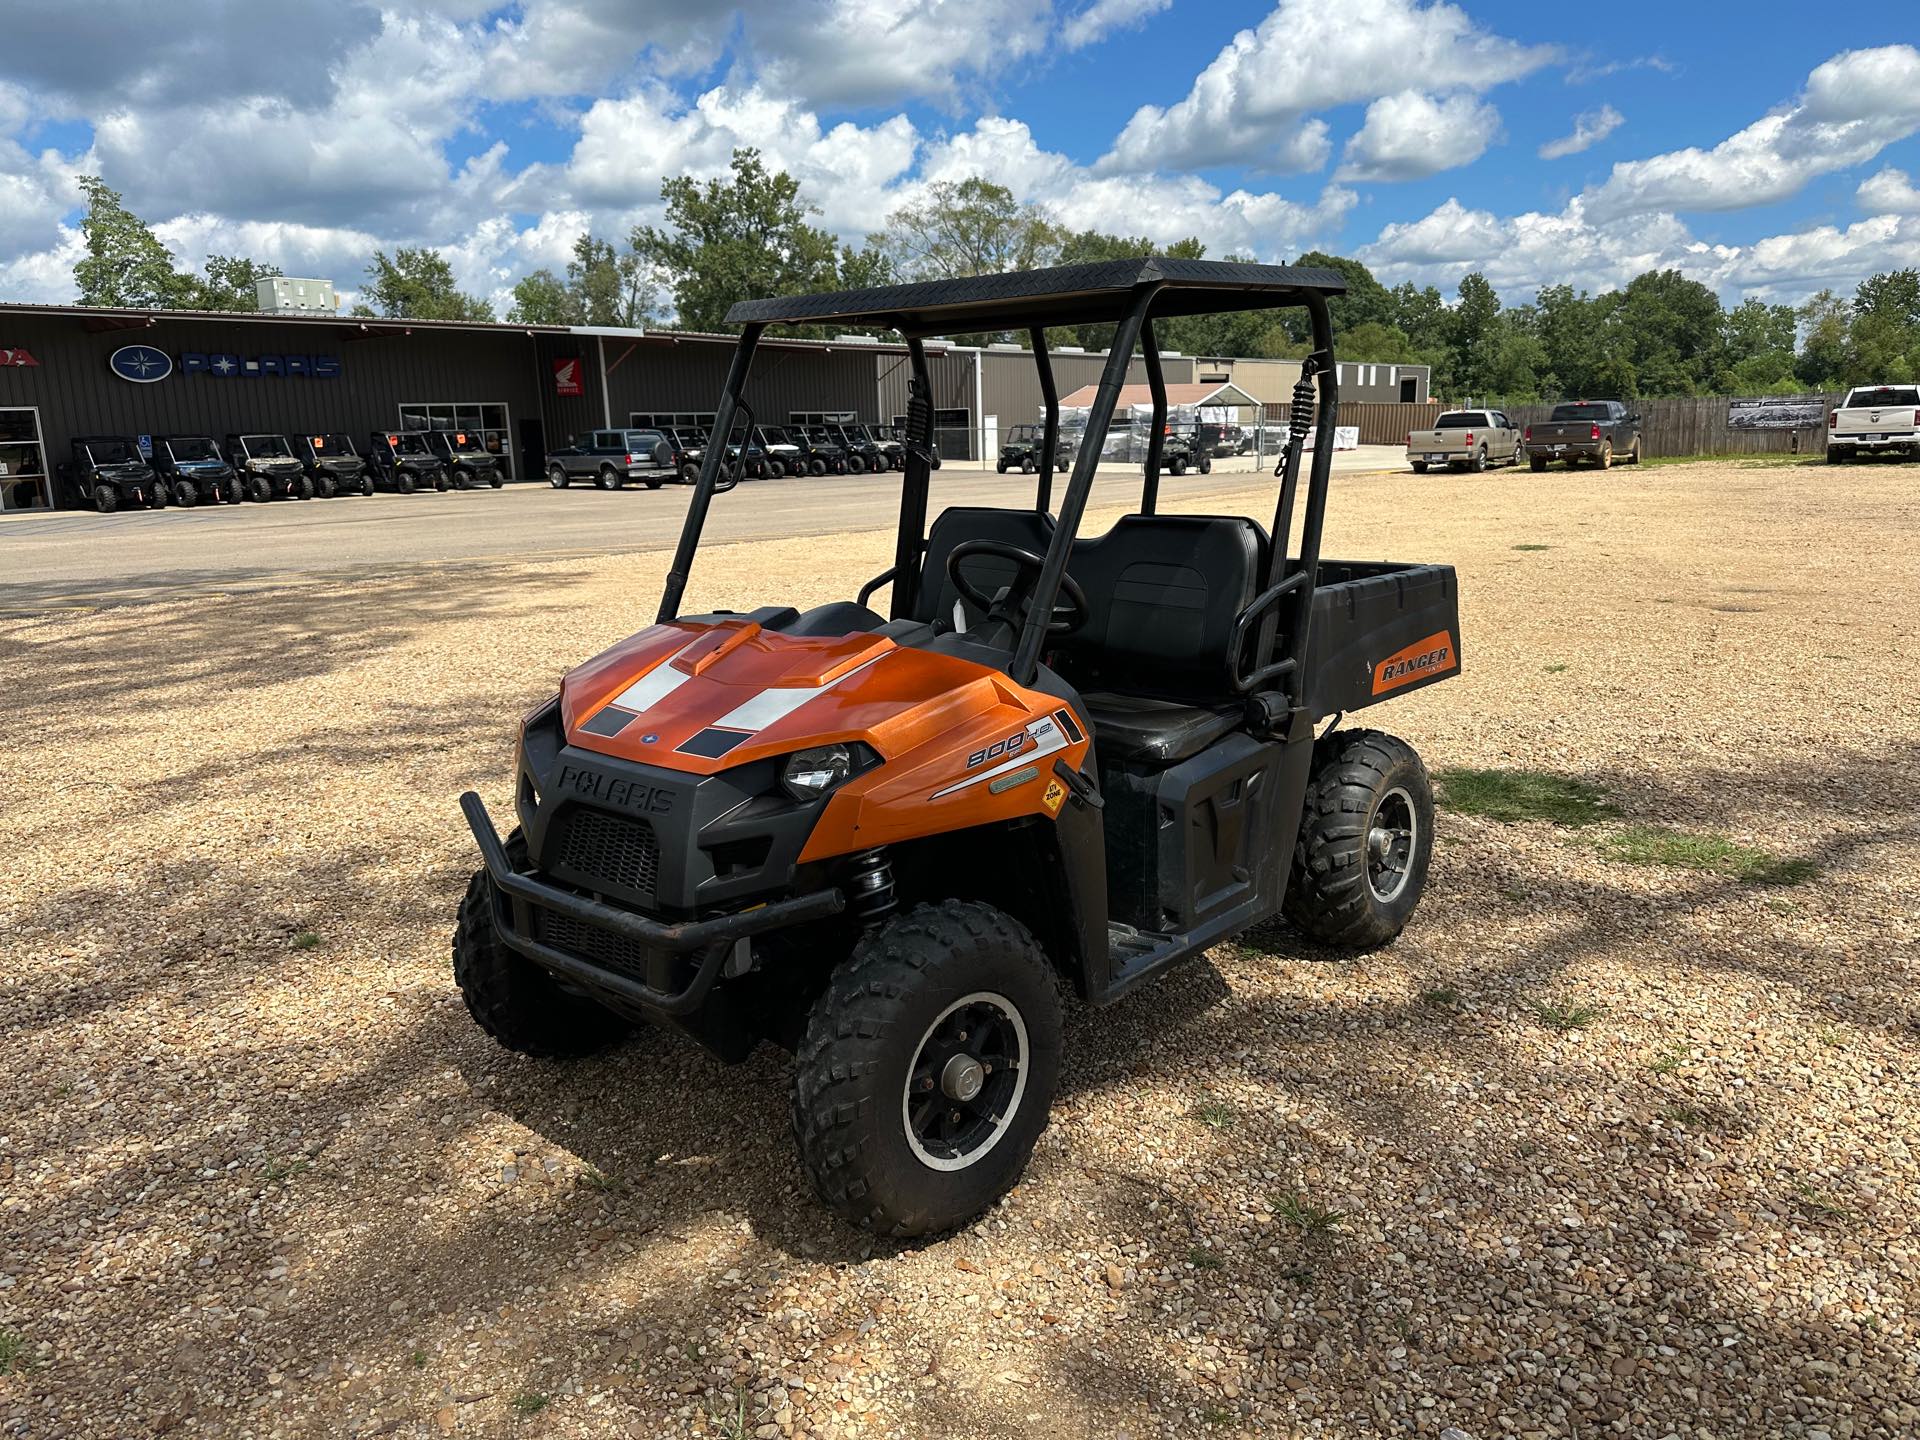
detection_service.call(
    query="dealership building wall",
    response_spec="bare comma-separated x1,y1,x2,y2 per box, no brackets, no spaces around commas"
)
0,303,1431,510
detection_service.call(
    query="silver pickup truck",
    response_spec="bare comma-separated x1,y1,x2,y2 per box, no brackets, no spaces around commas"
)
1827,384,1920,462
544,427,676,490
1406,409,1522,472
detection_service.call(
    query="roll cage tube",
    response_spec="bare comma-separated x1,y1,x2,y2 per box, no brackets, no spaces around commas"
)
658,323,763,623
1140,324,1168,516
1011,283,1160,684
888,337,936,621
1279,289,1340,707
1030,326,1059,513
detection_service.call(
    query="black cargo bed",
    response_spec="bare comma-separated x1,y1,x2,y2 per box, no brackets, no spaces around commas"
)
1301,560,1460,717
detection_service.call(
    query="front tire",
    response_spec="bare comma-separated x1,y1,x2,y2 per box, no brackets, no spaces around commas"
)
548,464,569,488
396,472,417,496
792,900,1064,1237
1626,439,1642,465
93,484,119,514
172,480,198,507
453,859,632,1058
1284,729,1434,950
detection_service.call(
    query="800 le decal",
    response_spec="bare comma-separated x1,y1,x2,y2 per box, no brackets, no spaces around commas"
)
931,713,1068,799
1371,631,1457,695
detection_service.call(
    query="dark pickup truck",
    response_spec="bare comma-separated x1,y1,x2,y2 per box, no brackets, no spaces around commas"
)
1524,400,1642,470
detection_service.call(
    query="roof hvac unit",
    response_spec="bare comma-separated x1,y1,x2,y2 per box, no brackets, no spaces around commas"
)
255,277,339,313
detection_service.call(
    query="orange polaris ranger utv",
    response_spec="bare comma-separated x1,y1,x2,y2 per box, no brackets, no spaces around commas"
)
456,260,1461,1236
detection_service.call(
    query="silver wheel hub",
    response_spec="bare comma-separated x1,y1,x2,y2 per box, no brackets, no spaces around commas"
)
1366,786,1417,904
942,1055,985,1101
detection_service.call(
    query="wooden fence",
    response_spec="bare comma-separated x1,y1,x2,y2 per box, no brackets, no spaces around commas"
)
1303,395,1843,457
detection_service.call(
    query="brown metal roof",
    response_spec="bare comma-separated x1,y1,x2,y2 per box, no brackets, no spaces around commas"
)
1058,380,1263,409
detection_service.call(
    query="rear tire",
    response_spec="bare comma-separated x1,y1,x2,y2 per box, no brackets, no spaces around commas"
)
1199,456,1212,474
1596,442,1613,471
598,465,622,491
433,469,450,492
1284,729,1434,951
793,900,1063,1238
295,476,315,500
1529,456,1547,473
452,850,633,1059
1469,447,1486,474
1411,461,1428,474
360,476,374,496
146,486,167,509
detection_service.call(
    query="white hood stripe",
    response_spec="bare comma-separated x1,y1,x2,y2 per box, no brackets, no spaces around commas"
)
608,640,699,713
713,657,882,733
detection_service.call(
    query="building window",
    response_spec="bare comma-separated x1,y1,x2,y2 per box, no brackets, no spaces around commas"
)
631,411,716,431
0,406,48,510
399,402,514,478
1399,377,1418,403
789,410,859,426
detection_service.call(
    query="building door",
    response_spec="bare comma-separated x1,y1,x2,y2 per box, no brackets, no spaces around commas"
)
518,417,546,480
1399,377,1418,403
399,402,516,479
0,407,49,510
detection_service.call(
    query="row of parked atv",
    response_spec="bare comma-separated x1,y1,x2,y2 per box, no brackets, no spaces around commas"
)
667,422,928,483
59,429,505,514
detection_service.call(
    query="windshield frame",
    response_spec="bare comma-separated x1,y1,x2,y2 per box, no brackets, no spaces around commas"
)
163,437,222,463
83,439,140,466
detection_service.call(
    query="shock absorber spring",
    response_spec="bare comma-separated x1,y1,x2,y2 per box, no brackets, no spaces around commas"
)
1288,373,1319,442
845,848,897,928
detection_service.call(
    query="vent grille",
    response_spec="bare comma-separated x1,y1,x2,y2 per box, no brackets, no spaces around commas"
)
555,808,660,903
532,910,653,984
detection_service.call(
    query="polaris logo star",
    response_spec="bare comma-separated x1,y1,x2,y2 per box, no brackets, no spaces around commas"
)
109,345,172,383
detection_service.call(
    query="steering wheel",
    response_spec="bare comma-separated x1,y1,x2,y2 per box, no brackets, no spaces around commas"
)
946,540,1089,636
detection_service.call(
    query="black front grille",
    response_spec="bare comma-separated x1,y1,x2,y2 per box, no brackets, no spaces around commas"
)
531,910,653,984
556,808,661,902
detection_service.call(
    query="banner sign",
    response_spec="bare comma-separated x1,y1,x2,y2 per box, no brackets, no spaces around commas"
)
0,347,40,367
1728,395,1826,430
110,347,341,382
553,357,585,396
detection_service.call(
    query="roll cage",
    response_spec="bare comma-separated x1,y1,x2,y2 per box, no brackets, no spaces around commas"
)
658,257,1347,716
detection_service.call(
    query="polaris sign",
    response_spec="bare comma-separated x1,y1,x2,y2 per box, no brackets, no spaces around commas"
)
180,353,342,379
107,347,342,382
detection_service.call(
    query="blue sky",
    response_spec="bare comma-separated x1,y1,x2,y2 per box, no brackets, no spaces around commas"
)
2,0,1917,313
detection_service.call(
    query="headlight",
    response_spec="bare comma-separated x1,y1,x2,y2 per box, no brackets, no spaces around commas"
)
781,744,853,802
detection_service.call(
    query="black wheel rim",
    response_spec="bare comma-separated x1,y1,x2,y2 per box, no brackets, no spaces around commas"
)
901,992,1028,1172
1367,786,1417,903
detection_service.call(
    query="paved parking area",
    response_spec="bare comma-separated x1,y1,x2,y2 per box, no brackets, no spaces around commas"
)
0,449,1404,611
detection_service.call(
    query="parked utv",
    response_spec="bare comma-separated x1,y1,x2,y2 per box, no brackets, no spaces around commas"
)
866,423,906,471
226,433,312,501
365,431,450,494
1158,425,1214,476
297,434,374,497
58,436,164,512
665,427,711,485
454,258,1460,1239
752,426,806,478
833,422,889,474
792,424,850,475
425,430,505,489
997,422,1073,474
150,435,243,506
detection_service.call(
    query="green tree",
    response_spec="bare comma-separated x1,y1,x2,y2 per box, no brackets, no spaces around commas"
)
1049,230,1205,350
507,267,573,325
568,234,654,327
1717,297,1798,391
873,177,1062,284
179,254,282,311
1615,269,1724,395
1446,272,1503,399
632,148,841,333
73,177,186,308
837,243,898,291
1794,290,1852,389
359,248,494,321
1289,251,1396,340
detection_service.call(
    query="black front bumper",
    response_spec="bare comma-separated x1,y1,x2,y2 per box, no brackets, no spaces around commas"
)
461,792,845,1015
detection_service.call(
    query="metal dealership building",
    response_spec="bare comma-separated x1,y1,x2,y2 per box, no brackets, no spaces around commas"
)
0,300,1430,511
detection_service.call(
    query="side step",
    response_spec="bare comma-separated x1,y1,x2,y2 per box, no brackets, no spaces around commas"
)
1100,894,1280,1003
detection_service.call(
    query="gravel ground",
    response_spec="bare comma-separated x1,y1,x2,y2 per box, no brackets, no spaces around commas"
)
2,457,1917,1439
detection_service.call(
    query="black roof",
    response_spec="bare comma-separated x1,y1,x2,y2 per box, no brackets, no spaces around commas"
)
725,257,1346,336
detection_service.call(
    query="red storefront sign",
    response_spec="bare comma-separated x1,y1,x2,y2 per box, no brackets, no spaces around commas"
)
0,347,41,367
553,357,584,396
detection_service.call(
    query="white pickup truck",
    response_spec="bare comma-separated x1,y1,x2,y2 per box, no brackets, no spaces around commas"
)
1827,384,1920,462
1405,409,1522,473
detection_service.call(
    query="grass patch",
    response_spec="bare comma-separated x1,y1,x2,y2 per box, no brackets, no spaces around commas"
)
1273,1190,1346,1239
0,1330,27,1376
512,1392,550,1417
1511,543,1552,551
1660,1103,1705,1127
1531,999,1599,1032
1593,825,1818,886
259,1157,310,1183
1191,1101,1238,1131
1542,662,1569,673
578,1166,620,1193
1420,985,1461,1008
1186,1247,1223,1270
1202,1405,1237,1426
1789,1178,1853,1222
1648,1045,1689,1074
290,930,322,951
1436,767,1619,826
708,1387,751,1439
410,1349,427,1369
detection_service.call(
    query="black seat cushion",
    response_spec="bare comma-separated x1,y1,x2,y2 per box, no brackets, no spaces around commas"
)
914,506,1055,628
1081,693,1243,765
1055,514,1268,703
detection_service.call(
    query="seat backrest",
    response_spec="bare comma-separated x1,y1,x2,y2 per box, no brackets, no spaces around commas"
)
1055,514,1268,702
914,506,1056,626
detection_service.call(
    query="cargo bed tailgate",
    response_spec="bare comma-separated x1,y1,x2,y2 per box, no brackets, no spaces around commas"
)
1302,560,1461,717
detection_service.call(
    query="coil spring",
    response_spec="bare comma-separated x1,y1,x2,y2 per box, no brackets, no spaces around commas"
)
845,848,897,928
1288,375,1318,441
907,378,935,459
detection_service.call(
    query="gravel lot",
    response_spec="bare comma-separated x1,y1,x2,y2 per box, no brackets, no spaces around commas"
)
3,457,1917,1439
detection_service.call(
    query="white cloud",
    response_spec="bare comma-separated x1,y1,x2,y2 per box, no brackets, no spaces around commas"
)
1100,0,1550,174
1539,104,1623,160
1061,0,1173,50
1337,92,1502,181
1582,45,1920,222
1858,167,1920,214
1359,194,1920,305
